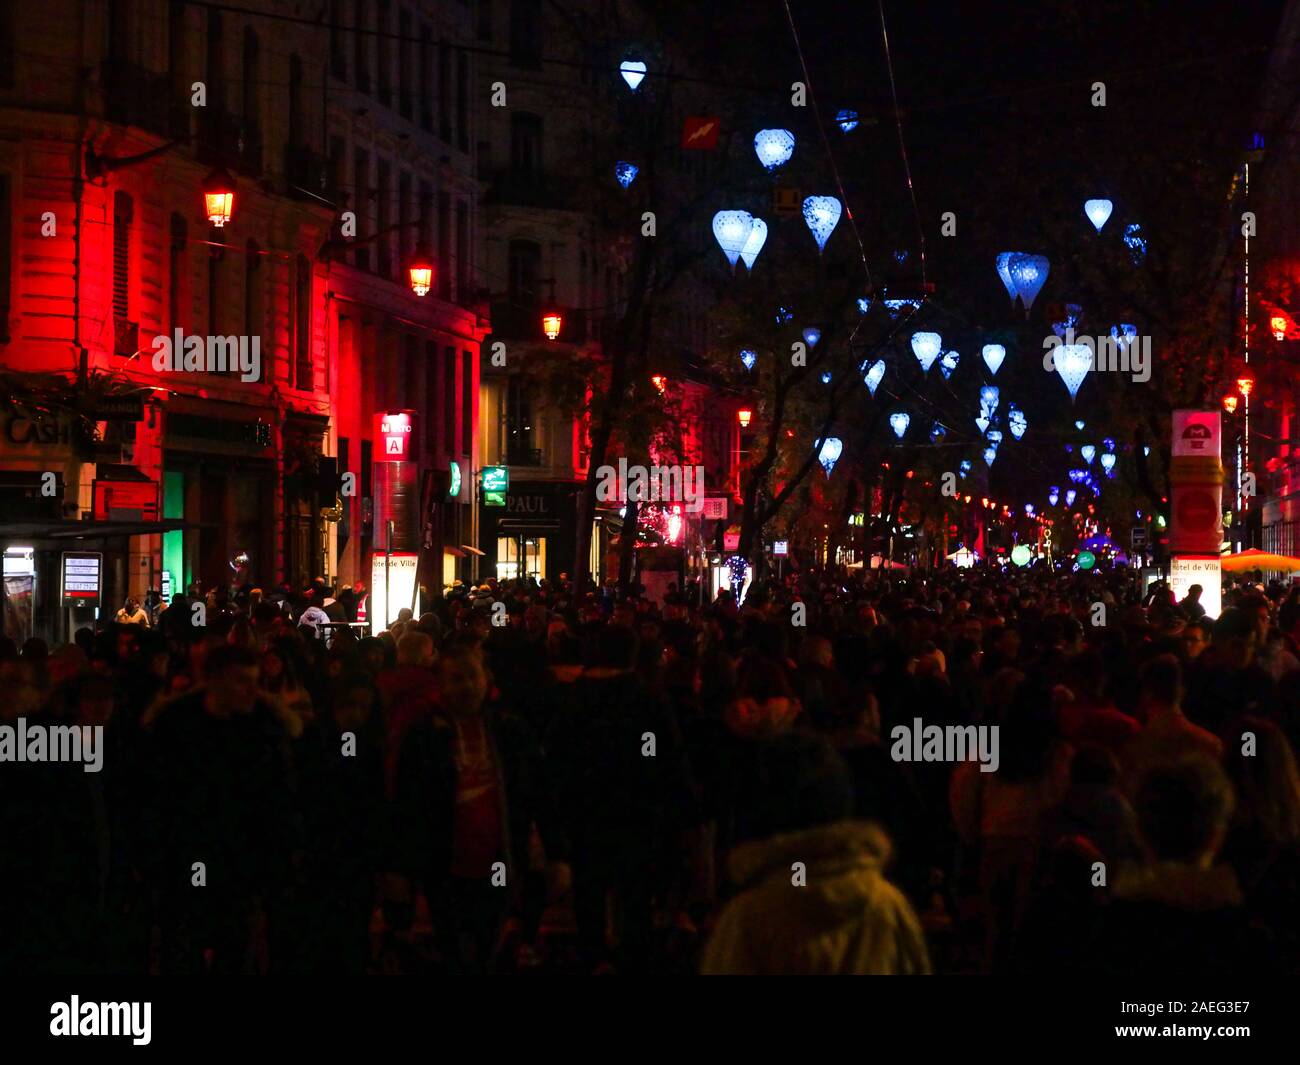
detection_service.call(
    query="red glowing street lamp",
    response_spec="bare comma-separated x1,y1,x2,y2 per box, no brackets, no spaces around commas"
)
1223,393,1239,414
737,407,753,428
1236,371,1255,397
407,244,435,297
202,166,236,227
542,311,563,340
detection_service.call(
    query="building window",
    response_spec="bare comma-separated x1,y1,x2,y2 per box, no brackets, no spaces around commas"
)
377,159,392,278
354,0,370,91
206,8,225,113
437,191,450,299
242,28,260,137
168,212,187,336
398,8,412,119
508,239,540,308
456,49,469,153
330,0,347,79
288,54,304,148
113,191,133,323
424,340,437,455
167,1,186,115
443,345,456,453
439,39,451,141
461,349,472,455
295,254,312,390
398,171,411,269
377,0,392,107
418,179,432,258
353,149,370,270
419,25,433,132
506,374,534,463
509,0,541,68
244,240,262,379
207,246,223,337
455,200,468,301
510,112,542,180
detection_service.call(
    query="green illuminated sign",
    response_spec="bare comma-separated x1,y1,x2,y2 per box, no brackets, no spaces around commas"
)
449,461,462,499
1076,550,1096,570
1011,544,1032,567
482,465,509,507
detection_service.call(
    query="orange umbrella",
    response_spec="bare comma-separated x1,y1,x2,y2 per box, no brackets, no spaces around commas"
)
1219,548,1300,573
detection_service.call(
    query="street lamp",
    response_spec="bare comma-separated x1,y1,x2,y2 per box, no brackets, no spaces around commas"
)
202,166,236,227
737,408,753,429
1223,393,1239,414
406,244,435,297
542,312,563,341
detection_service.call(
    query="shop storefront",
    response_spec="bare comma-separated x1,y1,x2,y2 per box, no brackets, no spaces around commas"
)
479,480,580,583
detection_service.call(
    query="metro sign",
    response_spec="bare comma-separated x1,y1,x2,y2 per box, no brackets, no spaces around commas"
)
375,410,416,462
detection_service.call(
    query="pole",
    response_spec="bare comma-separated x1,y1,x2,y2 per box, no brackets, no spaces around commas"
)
385,519,393,631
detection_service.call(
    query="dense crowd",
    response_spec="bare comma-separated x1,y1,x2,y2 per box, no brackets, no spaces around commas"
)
2,564,1299,975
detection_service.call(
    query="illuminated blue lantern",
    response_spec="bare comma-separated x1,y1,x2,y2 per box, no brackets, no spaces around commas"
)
1055,344,1092,401
959,460,972,477
1068,469,1087,484
983,446,997,467
857,296,872,314
802,196,842,253
911,331,942,373
620,59,647,91
615,161,639,188
995,253,1019,300
1143,446,1151,456
1124,223,1147,263
1110,323,1137,347
894,249,910,265
754,129,795,171
939,350,960,380
979,385,1000,415
836,109,859,132
1048,486,1060,506
889,412,910,439
883,297,922,317
1065,444,1074,453
712,210,754,270
1084,198,1113,232
1008,406,1027,440
1080,444,1096,465
739,218,768,270
821,371,832,384
802,326,822,348
982,344,1006,375
1025,504,1035,516
775,305,794,324
930,421,947,442
986,429,1004,449
863,359,885,396
817,436,843,476
1007,253,1050,310
1065,489,1077,507
1075,420,1086,431
1103,437,1116,451
1052,303,1083,338
740,349,757,371
975,415,990,434
1100,452,1117,476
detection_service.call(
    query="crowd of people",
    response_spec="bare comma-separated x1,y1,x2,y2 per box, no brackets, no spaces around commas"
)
2,563,1299,975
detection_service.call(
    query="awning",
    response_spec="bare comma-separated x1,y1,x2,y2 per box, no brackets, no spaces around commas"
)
0,518,202,540
443,546,467,558
1220,548,1300,572
459,544,486,556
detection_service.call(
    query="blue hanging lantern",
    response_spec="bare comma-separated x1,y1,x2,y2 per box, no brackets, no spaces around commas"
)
894,249,910,265
959,460,972,477
857,296,873,315
1084,198,1113,232
753,129,795,171
986,429,1004,449
911,331,941,373
1124,223,1147,264
817,437,843,476
1110,323,1137,347
975,415,990,434
1007,253,1050,310
1048,486,1060,506
1075,420,1086,431
1055,344,1092,401
712,210,754,270
740,349,757,371
1102,437,1116,451
1080,444,1096,464
821,371,832,385
863,359,885,396
983,446,997,467
930,421,947,442
739,218,768,270
1052,303,1083,338
802,326,822,348
620,59,647,91
836,109,859,132
1066,489,1077,507
802,196,842,254
939,350,960,380
883,297,922,317
995,253,1018,300
1068,469,1088,484
775,305,793,324
889,412,910,439
979,385,1000,415
982,344,1005,375
1008,407,1027,440
615,161,639,188
1100,452,1117,476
